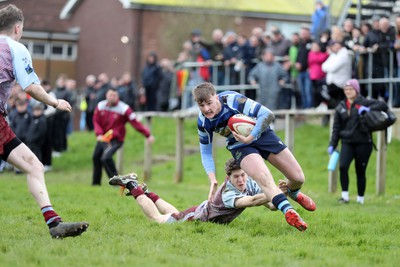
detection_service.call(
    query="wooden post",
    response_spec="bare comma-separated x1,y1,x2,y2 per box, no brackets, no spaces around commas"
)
328,113,338,193
116,146,124,174
284,113,295,152
143,116,152,181
376,130,387,195
174,117,184,183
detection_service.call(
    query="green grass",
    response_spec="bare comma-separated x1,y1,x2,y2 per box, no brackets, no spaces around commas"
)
0,117,399,267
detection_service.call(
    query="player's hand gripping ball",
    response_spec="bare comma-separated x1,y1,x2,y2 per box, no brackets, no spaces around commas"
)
228,114,256,137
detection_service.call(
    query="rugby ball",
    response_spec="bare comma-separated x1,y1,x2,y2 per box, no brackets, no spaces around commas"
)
228,114,256,137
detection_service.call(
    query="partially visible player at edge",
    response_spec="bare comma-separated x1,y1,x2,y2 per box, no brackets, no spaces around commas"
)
193,82,316,231
0,4,88,238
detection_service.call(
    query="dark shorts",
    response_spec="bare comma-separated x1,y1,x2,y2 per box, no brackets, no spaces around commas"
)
230,128,286,165
0,116,21,161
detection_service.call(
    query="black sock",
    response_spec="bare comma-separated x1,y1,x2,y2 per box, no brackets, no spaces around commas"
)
126,181,135,191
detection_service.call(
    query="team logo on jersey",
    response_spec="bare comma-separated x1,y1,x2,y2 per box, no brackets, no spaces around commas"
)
25,64,33,74
22,57,33,74
234,150,242,161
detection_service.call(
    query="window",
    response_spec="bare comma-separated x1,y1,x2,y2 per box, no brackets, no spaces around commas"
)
33,43,46,56
51,44,63,56
20,39,77,61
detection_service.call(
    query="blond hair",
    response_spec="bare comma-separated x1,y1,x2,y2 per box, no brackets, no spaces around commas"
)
192,82,216,104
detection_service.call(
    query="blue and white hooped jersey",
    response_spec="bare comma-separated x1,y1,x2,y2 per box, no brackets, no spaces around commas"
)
197,91,273,150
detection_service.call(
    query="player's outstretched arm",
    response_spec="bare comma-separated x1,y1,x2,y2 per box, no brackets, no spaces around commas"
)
234,193,269,208
207,172,218,202
25,84,71,112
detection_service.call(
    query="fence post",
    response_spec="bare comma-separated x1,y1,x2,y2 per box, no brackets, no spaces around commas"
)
328,113,338,193
116,146,124,174
143,116,152,181
284,113,295,152
376,130,387,195
175,116,184,183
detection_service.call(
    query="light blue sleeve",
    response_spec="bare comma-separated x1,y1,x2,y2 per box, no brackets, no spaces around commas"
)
222,189,242,208
222,182,247,208
250,106,273,137
200,143,215,174
222,178,262,208
10,40,40,89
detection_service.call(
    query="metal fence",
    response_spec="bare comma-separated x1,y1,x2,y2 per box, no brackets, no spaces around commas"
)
173,49,400,110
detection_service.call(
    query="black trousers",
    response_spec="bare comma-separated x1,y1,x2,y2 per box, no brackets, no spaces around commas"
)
42,115,54,166
92,140,123,185
339,142,373,196
53,112,69,152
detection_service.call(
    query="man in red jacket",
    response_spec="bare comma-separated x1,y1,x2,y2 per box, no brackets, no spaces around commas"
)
92,87,154,185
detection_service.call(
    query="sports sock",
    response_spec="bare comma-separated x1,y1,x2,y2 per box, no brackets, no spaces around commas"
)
357,196,364,204
146,192,160,203
126,182,145,199
41,205,62,228
272,193,293,214
341,191,349,201
287,187,301,200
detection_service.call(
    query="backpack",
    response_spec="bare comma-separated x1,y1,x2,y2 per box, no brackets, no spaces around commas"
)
360,109,397,132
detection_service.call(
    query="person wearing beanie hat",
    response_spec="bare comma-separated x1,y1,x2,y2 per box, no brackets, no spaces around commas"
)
327,78,388,205
344,79,360,94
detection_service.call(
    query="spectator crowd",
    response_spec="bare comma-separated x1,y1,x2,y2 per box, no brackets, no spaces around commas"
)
2,9,400,173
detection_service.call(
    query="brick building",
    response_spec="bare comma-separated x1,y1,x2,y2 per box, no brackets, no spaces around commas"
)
4,0,338,86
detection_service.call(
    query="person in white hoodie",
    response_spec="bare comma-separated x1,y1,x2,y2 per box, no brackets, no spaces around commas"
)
321,40,352,108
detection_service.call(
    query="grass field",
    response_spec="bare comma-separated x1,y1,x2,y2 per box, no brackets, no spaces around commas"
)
0,117,399,267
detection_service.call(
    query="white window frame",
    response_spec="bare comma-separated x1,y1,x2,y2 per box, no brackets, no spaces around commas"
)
20,39,77,61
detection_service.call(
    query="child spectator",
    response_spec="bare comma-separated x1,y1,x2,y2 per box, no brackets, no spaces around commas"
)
9,98,32,144
26,103,47,163
8,98,32,173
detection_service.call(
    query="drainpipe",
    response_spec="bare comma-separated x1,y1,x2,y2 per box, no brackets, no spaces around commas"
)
46,31,52,81
134,7,143,82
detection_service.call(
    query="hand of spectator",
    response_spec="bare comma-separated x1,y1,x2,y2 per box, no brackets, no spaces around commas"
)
358,106,370,115
368,44,379,53
327,146,334,155
249,80,257,85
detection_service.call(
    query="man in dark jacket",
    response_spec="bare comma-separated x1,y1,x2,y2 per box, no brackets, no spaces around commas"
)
92,88,155,185
141,52,162,111
52,75,72,154
295,26,313,108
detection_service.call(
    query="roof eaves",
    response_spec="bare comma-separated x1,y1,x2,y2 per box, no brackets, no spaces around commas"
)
60,0,81,20
122,3,310,22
